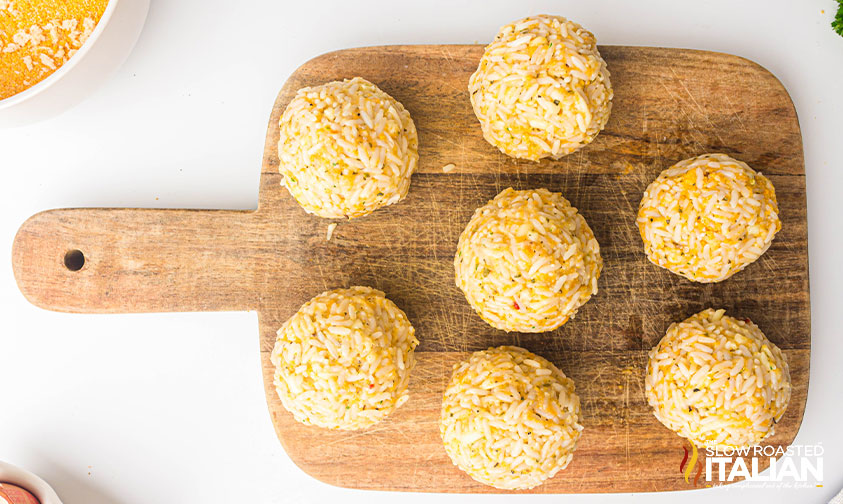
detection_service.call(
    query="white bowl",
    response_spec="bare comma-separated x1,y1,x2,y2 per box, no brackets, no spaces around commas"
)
0,0,150,128
0,461,62,504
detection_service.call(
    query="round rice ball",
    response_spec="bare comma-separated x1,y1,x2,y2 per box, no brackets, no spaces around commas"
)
455,188,602,333
468,15,613,161
645,308,791,449
270,286,418,430
277,77,419,218
637,153,781,283
440,346,583,490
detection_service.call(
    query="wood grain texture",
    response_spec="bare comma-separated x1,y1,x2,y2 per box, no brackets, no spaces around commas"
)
12,45,809,493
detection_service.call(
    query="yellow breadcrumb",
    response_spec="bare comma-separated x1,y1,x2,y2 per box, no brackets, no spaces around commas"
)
1,0,108,100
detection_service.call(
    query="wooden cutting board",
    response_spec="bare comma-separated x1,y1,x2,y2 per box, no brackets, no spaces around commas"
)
12,45,809,493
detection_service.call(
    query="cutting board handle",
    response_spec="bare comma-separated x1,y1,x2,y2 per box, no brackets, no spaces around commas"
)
12,208,259,313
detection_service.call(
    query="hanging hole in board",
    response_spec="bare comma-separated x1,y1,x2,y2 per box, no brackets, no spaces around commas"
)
64,249,85,271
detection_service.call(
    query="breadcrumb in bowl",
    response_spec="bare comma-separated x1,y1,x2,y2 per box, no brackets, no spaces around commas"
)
0,0,149,127
0,0,110,100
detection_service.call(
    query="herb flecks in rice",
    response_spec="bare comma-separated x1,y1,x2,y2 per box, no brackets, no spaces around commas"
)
455,188,602,333
440,346,582,490
645,308,791,449
637,153,781,283
468,15,613,161
278,77,418,218
271,286,418,430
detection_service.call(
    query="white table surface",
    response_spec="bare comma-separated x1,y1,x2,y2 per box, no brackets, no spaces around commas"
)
1,0,841,502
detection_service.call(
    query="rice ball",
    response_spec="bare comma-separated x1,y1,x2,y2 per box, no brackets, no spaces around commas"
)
645,309,791,449
278,77,419,218
468,15,613,161
440,346,583,490
270,286,418,430
455,188,602,333
637,153,781,283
